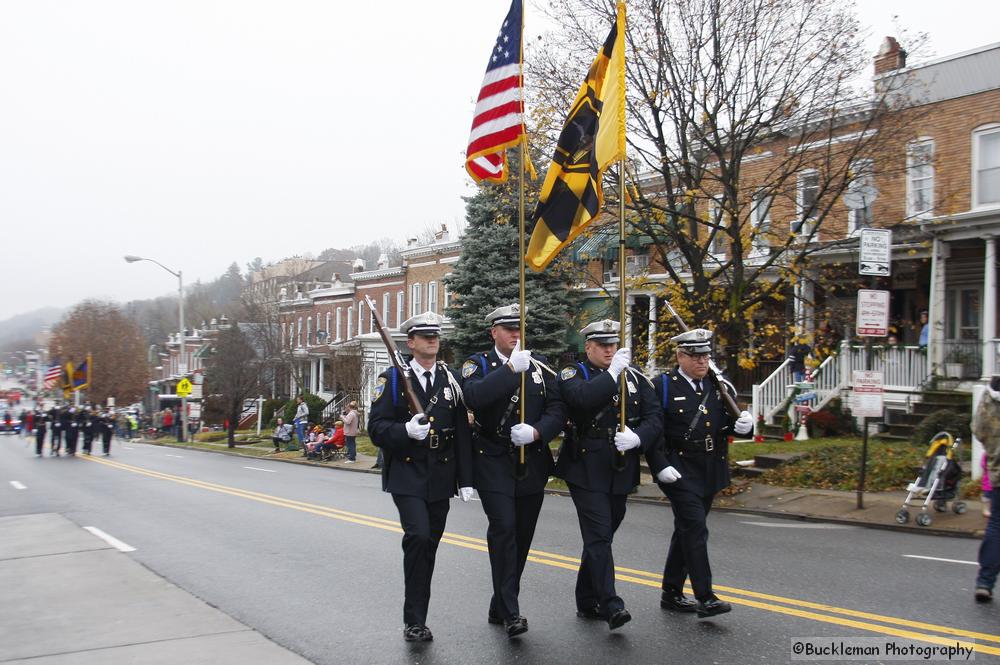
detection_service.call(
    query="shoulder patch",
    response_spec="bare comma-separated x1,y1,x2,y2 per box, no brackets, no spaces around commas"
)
373,376,387,402
462,359,478,378
560,366,578,381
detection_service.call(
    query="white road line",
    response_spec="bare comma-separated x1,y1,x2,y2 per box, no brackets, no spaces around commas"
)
243,466,277,473
740,521,854,529
9,481,26,490
82,526,136,552
903,554,978,566
122,446,135,450
165,454,184,458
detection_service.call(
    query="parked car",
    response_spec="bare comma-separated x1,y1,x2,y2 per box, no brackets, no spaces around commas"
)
0,415,22,435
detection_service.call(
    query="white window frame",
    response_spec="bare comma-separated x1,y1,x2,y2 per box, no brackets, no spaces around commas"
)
847,159,874,236
443,275,452,310
906,138,934,219
306,317,312,346
347,306,353,339
973,123,1000,209
410,283,422,316
358,300,365,335
396,291,404,328
325,312,331,341
707,198,726,257
750,190,772,259
335,307,342,341
297,318,302,348
794,169,819,240
428,281,438,313
382,292,390,327
625,253,649,276
281,322,286,348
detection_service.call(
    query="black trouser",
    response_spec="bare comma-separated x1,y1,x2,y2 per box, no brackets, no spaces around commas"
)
50,428,61,453
83,433,93,453
392,494,450,626
661,486,715,600
102,432,112,454
479,490,545,620
65,428,78,454
35,429,46,455
568,484,627,616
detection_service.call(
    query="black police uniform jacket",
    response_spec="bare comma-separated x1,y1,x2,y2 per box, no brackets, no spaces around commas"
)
461,350,564,496
368,362,473,503
556,360,665,495
654,369,736,497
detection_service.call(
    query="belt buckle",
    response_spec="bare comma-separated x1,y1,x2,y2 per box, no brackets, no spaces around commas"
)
428,433,439,449
704,435,714,452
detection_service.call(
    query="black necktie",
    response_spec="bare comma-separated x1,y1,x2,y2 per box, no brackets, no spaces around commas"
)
693,379,702,393
423,371,433,393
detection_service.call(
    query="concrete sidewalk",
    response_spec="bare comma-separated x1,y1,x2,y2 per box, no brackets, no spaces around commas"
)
0,513,313,665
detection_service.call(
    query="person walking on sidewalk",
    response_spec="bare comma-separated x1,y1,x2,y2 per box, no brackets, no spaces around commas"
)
342,401,359,463
293,396,309,448
972,377,1000,603
654,328,754,618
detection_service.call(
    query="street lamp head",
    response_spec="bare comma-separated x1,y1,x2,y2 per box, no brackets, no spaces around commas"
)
123,255,143,263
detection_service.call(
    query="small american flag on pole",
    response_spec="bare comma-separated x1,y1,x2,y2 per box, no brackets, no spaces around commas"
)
43,364,62,390
465,0,525,183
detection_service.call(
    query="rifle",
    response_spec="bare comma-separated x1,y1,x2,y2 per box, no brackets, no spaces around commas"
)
661,299,741,418
364,295,428,426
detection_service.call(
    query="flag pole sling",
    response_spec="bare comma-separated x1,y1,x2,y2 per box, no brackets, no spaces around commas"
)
616,159,627,470
516,139,528,480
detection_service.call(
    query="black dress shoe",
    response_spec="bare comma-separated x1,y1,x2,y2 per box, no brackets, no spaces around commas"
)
607,608,632,630
487,609,503,625
575,605,602,619
504,615,528,637
403,624,433,642
660,588,698,613
696,596,732,618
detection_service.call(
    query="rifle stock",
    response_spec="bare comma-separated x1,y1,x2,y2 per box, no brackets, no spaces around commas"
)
364,295,427,425
661,300,741,418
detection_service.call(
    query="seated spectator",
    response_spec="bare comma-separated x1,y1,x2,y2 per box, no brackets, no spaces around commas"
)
272,417,293,453
322,420,346,459
305,424,326,459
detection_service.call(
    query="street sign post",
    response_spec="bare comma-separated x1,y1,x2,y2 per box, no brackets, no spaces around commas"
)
859,228,891,276
852,370,884,418
856,290,890,337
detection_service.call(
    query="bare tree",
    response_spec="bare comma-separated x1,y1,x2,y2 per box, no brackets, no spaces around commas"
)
531,0,927,366
203,325,262,447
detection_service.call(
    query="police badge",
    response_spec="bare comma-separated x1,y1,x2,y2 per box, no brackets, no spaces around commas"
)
560,366,578,380
373,376,387,401
443,386,453,402
462,359,478,378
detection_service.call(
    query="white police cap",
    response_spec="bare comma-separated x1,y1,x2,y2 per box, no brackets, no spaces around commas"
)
671,328,713,354
400,311,443,337
486,303,521,328
580,319,620,343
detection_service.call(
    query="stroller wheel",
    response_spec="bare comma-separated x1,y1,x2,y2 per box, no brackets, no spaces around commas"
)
933,500,948,513
916,513,932,527
953,501,967,515
895,509,910,524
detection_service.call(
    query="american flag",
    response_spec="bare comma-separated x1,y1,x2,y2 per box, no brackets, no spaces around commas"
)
43,364,62,390
465,0,525,183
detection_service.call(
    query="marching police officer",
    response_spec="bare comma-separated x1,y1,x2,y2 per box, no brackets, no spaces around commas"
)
34,410,47,457
49,407,62,456
557,319,664,630
461,304,565,638
63,408,78,456
654,328,754,618
368,312,473,643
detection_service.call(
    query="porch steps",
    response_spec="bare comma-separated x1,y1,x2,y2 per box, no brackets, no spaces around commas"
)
885,391,972,441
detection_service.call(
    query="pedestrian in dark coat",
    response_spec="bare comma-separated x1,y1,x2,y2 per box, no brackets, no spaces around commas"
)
34,411,47,457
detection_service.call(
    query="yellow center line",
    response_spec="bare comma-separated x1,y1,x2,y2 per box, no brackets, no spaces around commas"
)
81,455,1000,654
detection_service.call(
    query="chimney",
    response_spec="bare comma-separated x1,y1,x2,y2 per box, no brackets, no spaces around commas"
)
434,223,449,241
407,237,418,247
874,36,906,75
377,253,389,269
352,258,366,272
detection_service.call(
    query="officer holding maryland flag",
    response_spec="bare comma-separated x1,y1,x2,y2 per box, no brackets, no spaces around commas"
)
461,304,565,638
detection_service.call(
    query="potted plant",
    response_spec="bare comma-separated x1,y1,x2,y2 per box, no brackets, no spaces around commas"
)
944,348,977,379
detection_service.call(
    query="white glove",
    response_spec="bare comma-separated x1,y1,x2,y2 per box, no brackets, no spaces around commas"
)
404,414,430,440
510,423,537,446
657,466,682,484
734,410,754,435
613,426,640,452
459,487,474,502
507,340,532,374
608,347,631,380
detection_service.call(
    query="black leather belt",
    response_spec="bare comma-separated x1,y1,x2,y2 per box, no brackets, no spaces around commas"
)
427,428,455,450
668,436,716,453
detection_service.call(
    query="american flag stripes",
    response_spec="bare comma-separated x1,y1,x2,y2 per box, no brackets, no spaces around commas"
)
465,0,525,183
43,364,62,390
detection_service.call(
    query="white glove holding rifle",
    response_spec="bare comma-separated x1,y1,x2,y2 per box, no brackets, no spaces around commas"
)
404,413,430,440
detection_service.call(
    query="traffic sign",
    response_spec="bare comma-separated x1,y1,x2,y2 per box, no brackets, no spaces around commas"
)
852,370,884,417
859,228,891,276
176,378,193,397
856,290,890,337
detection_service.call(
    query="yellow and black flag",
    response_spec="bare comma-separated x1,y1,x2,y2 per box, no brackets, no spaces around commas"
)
526,2,625,272
70,354,91,391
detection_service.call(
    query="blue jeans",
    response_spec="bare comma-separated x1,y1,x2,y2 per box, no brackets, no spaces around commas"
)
294,420,306,446
346,435,356,461
977,490,1000,590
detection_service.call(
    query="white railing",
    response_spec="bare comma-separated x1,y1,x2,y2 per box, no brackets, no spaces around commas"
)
840,344,928,390
751,357,793,425
808,351,843,412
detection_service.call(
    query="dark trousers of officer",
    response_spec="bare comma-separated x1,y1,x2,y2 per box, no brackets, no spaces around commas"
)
392,494,450,626
35,429,46,455
479,490,544,620
102,432,113,455
568,485,627,615
65,430,78,454
50,428,61,453
662,486,715,600
83,433,93,453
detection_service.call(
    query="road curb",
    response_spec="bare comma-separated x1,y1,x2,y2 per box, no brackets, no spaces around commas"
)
135,440,980,538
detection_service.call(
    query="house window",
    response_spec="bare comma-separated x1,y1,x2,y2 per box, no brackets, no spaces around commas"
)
707,199,726,256
281,322,286,348
428,282,438,313
382,292,390,327
297,318,302,348
974,124,1000,208
335,307,342,341
410,283,422,316
847,159,874,235
347,307,353,339
794,169,819,240
907,139,934,218
325,312,331,341
625,253,649,276
443,274,452,309
358,300,365,334
397,291,404,328
306,317,312,346
750,191,772,257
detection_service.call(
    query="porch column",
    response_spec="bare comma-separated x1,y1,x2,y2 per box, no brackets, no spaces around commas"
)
794,275,815,335
318,357,325,394
647,293,658,374
982,236,997,379
928,237,948,375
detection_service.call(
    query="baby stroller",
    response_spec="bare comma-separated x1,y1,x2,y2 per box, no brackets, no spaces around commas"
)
895,432,967,527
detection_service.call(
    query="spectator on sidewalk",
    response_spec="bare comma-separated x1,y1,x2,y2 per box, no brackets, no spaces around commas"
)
161,408,173,437
342,401,359,464
272,418,293,453
293,396,309,447
972,377,1000,603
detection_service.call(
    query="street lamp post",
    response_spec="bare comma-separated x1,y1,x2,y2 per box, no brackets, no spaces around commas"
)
124,255,187,442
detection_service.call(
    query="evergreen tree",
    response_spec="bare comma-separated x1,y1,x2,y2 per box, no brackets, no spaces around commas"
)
446,182,578,363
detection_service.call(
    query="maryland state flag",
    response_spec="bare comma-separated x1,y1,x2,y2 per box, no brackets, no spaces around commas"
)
526,2,626,271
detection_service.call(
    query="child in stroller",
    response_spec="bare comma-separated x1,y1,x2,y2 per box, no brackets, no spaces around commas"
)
895,431,967,527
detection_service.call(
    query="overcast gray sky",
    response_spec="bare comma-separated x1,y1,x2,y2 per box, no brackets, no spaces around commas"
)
1,0,996,320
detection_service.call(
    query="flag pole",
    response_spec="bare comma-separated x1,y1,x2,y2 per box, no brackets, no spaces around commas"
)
618,160,627,435
515,0,528,481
